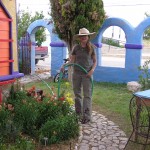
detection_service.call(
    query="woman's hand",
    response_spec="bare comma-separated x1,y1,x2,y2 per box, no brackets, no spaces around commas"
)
86,69,94,78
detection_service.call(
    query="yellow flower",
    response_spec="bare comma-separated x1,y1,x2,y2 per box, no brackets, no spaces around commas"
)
65,92,71,98
65,82,70,88
66,97,74,106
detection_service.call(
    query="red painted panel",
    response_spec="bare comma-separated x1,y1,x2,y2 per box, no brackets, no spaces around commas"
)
0,5,10,76
0,22,9,30
0,67,9,76
0,62,9,67
0,32,9,38
0,50,9,57
0,31,9,38
0,43,9,48
0,13,7,18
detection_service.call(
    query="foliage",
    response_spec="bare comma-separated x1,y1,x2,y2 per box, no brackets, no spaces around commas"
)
138,59,150,90
102,37,121,47
17,10,46,46
49,0,106,51
143,13,150,39
0,138,35,150
0,82,79,147
39,113,79,145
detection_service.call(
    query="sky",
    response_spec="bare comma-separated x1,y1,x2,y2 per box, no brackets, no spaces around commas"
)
16,0,150,41
16,0,150,27
104,0,150,27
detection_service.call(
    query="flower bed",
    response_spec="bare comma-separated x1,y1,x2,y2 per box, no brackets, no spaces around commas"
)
0,82,79,149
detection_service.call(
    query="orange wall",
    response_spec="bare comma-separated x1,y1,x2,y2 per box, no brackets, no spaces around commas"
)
0,5,9,75
1,0,18,72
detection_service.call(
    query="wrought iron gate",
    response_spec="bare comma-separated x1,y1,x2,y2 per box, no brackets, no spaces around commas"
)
19,32,31,75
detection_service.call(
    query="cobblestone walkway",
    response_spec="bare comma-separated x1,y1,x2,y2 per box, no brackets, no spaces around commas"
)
75,111,128,150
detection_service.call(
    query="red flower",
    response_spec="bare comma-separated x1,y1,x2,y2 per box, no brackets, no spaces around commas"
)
58,97,65,101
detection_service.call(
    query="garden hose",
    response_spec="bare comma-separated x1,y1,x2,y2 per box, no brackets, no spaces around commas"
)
33,74,55,96
57,63,94,98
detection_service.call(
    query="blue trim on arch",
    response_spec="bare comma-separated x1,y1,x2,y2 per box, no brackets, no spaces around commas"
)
94,43,102,48
125,44,143,49
50,42,67,47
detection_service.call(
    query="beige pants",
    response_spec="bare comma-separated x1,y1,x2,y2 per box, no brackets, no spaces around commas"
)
72,72,92,121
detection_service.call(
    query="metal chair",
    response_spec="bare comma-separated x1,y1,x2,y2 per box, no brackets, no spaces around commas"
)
124,90,150,150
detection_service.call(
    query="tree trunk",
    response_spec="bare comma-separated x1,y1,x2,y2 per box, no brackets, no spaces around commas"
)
66,30,73,82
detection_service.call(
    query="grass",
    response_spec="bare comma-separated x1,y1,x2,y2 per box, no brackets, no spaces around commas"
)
92,82,132,134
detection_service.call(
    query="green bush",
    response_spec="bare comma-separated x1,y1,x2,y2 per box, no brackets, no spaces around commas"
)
102,37,121,47
0,138,35,150
0,85,79,146
0,108,11,143
35,101,63,129
39,113,79,144
138,59,150,90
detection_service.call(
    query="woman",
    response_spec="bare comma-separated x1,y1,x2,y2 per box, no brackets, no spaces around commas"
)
62,28,97,124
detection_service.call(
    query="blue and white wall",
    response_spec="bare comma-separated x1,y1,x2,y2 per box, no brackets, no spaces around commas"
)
93,17,150,83
27,17,150,83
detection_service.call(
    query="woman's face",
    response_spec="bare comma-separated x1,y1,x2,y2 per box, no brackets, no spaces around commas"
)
79,35,89,43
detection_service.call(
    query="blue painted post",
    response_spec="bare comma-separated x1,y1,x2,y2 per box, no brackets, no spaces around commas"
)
125,44,142,70
94,43,102,66
30,34,36,75
50,41,67,77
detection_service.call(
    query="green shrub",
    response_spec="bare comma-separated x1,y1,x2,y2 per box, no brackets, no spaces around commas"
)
0,138,35,150
35,101,63,129
14,99,38,136
0,108,11,142
102,37,121,47
0,84,79,146
138,59,150,90
39,113,79,145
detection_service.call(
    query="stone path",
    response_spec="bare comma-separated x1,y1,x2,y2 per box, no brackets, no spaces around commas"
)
20,73,128,150
75,111,128,150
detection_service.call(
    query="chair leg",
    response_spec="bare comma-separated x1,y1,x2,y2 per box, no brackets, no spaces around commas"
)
123,131,134,150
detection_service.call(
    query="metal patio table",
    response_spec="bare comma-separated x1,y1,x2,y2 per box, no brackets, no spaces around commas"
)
124,90,150,150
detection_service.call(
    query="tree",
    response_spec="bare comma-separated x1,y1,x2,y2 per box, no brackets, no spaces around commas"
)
17,10,46,46
144,13,150,39
49,0,106,52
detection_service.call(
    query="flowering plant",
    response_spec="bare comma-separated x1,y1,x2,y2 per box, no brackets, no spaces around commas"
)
58,82,74,106
26,81,74,107
0,81,79,146
26,86,45,102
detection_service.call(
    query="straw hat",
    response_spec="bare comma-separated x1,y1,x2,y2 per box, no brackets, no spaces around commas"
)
73,28,96,40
